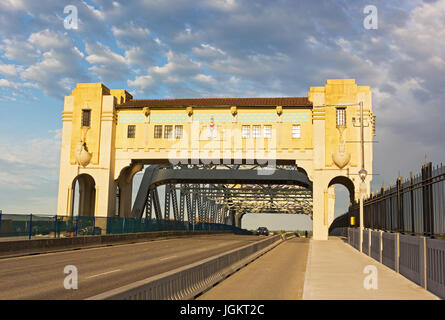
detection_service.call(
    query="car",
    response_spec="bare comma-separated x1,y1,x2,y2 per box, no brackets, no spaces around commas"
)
256,227,269,236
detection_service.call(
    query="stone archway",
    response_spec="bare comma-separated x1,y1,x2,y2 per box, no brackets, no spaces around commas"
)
115,163,144,217
71,174,96,217
327,175,355,228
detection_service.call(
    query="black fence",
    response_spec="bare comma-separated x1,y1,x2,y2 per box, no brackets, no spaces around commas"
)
332,162,445,238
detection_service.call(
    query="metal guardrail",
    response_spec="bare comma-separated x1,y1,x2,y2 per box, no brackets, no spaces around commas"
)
348,228,445,299
399,234,425,287
362,229,370,255
334,159,445,299
339,162,445,237
382,232,398,271
0,213,250,240
426,238,445,299
351,228,360,250
370,231,382,263
87,234,285,300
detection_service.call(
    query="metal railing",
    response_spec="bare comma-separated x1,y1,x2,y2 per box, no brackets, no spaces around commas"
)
347,228,445,299
0,213,250,240
332,162,445,238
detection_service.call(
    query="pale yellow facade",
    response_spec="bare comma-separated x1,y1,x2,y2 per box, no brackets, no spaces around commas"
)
57,79,375,240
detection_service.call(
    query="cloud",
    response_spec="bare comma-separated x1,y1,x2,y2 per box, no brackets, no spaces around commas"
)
0,29,89,98
111,22,163,67
0,62,23,77
0,129,61,191
127,75,154,91
85,41,130,82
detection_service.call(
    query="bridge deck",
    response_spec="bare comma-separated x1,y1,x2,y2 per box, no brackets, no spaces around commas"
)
198,237,310,300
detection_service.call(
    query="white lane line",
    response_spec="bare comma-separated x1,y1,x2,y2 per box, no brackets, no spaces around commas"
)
86,269,121,279
159,255,177,261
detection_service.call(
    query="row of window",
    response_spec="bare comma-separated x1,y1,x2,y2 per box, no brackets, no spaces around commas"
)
126,124,302,139
83,108,347,130
241,125,301,138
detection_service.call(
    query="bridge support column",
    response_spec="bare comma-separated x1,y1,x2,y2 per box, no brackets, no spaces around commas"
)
312,179,329,240
234,212,245,228
116,164,143,217
227,209,236,226
327,185,336,227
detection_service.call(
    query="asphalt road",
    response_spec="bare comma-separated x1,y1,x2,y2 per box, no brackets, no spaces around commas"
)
197,237,310,300
0,234,262,299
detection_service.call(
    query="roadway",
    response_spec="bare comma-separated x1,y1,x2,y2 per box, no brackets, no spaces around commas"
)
198,237,310,300
0,233,262,299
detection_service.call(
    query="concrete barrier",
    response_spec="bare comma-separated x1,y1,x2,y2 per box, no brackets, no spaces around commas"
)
399,234,426,288
426,238,445,299
346,229,445,299
362,229,370,255
0,230,234,258
353,228,361,250
87,235,283,300
370,231,382,263
382,232,399,271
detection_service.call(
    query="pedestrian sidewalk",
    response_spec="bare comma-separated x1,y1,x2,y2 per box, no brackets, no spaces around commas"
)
303,237,439,300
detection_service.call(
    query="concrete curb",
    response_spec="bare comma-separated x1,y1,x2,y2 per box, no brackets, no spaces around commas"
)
302,239,312,300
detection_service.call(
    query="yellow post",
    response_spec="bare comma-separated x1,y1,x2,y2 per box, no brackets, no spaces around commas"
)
350,216,356,226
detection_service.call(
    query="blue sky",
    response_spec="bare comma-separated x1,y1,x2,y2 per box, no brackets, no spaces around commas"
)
0,0,444,230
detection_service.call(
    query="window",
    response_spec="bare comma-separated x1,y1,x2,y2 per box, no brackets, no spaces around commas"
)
263,125,272,138
252,125,261,138
127,125,136,138
242,125,250,138
154,125,163,138
81,109,91,127
336,108,346,127
164,125,173,139
175,125,183,139
292,125,301,138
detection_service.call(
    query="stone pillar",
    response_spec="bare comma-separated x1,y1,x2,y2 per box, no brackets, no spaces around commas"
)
312,177,329,240
327,185,336,227
92,95,117,218
235,213,243,228
57,96,75,216
116,164,143,217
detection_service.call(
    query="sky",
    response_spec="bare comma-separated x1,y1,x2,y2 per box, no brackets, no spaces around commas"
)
0,0,444,230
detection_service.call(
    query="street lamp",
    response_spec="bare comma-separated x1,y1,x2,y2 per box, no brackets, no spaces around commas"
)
358,101,366,252
359,168,368,181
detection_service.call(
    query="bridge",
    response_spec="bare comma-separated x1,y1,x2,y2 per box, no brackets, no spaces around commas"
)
56,79,375,240
0,79,442,301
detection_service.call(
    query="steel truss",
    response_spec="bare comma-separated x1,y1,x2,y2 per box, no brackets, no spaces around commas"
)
133,164,313,223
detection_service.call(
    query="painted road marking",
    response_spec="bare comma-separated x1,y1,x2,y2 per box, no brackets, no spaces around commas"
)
159,255,177,261
86,269,121,279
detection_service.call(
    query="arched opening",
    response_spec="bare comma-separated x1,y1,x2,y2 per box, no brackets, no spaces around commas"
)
327,176,355,228
115,163,144,217
71,174,96,217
